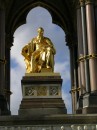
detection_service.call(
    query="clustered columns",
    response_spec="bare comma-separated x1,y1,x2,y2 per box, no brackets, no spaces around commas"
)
66,34,79,114
0,9,5,97
70,44,79,114
76,6,86,114
0,8,10,115
76,0,97,114
86,0,97,92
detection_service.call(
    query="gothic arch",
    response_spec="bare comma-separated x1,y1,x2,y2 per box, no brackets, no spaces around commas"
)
4,0,77,115
6,0,75,40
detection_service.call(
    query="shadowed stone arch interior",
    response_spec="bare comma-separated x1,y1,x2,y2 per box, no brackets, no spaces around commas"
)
6,0,76,36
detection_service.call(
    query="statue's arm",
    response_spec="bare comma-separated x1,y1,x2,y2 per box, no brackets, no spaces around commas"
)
46,38,56,54
21,44,28,56
21,38,35,60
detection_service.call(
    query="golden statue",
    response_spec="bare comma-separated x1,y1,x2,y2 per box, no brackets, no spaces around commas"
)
21,27,56,73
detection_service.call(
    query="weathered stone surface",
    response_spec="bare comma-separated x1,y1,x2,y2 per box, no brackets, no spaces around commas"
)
0,114,97,125
83,93,97,114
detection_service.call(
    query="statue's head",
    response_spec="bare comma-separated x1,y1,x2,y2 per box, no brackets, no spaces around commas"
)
37,27,44,36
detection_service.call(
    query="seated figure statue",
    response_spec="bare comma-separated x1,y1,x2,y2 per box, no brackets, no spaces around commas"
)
21,27,56,73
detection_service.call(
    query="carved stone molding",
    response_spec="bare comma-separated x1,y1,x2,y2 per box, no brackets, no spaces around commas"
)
79,0,85,6
79,0,95,6
85,0,94,4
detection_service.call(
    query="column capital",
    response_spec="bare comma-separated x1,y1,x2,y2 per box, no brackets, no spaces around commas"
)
5,33,13,49
85,0,94,4
79,0,85,6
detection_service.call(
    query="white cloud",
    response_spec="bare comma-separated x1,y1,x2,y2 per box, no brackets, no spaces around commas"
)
62,91,72,113
55,61,71,113
10,7,71,115
55,61,70,83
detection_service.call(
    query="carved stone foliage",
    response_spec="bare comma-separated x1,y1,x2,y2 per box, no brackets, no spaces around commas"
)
79,0,94,5
24,85,61,97
25,86,35,96
37,86,47,96
79,0,85,5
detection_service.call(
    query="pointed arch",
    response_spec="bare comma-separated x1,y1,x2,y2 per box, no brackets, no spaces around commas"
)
6,0,74,36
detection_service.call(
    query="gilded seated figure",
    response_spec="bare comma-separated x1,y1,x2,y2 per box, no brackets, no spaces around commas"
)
21,27,56,73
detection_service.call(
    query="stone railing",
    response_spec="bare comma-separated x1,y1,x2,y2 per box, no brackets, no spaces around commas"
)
0,114,97,130
0,124,97,130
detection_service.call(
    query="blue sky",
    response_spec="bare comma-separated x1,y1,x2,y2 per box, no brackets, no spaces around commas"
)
11,7,71,115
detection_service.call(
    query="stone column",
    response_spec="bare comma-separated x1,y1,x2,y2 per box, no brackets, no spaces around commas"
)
68,42,78,114
66,32,79,114
5,33,13,112
0,9,10,115
78,65,81,96
0,9,5,95
95,2,97,44
76,7,85,113
77,7,86,95
69,45,76,113
82,0,97,114
85,0,97,92
80,0,90,93
73,45,79,113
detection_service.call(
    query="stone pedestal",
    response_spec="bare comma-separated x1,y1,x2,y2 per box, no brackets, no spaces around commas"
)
19,73,67,115
82,92,97,114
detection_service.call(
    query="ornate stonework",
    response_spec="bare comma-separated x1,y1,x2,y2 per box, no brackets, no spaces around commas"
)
79,0,85,6
49,86,59,96
23,84,61,97
25,86,35,96
79,0,95,6
37,86,47,96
